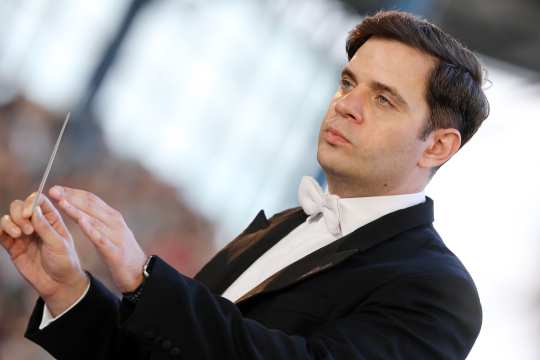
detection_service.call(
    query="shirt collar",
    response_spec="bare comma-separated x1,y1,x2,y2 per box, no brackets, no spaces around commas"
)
338,191,426,236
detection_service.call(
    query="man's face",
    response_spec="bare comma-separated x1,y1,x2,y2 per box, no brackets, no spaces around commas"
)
317,37,436,196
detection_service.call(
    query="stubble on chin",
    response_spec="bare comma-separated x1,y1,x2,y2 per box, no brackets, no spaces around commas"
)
317,139,351,179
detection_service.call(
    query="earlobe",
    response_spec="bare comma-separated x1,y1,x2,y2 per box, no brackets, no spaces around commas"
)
419,129,461,169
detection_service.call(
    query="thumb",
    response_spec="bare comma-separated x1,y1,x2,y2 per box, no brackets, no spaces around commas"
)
31,206,64,245
26,194,70,238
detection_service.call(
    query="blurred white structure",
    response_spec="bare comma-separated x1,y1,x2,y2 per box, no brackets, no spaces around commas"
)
427,61,540,360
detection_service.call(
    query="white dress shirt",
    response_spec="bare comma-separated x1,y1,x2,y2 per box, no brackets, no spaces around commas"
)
40,179,425,328
221,187,425,302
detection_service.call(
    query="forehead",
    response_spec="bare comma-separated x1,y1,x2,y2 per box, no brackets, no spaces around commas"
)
348,37,436,109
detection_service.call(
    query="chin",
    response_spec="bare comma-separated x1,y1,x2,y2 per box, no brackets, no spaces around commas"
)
317,151,352,181
318,142,347,170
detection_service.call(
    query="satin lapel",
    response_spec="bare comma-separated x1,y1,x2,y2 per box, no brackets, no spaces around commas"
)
194,208,307,294
235,245,358,304
235,198,435,305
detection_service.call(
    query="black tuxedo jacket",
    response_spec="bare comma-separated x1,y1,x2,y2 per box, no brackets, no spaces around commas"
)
25,198,482,359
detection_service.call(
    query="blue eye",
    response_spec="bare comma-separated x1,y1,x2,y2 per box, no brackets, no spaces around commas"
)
376,95,392,107
340,78,354,91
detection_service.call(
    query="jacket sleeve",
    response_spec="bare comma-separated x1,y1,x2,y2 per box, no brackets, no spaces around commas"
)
123,257,481,359
25,256,481,359
24,273,148,360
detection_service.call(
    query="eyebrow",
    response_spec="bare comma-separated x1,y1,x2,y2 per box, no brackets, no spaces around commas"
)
340,67,409,110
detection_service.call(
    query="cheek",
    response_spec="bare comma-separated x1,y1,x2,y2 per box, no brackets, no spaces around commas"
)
352,122,421,161
379,128,424,167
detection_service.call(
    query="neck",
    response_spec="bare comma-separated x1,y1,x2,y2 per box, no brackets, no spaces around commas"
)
326,173,426,198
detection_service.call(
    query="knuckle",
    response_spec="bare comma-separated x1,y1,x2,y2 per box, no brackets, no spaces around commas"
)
1,214,11,224
85,195,98,211
87,217,97,228
96,237,107,247
110,208,123,222
85,192,97,204
84,217,101,233
24,196,34,209
106,248,120,261
9,200,21,213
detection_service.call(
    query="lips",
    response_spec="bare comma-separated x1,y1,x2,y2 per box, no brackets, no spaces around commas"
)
325,127,350,145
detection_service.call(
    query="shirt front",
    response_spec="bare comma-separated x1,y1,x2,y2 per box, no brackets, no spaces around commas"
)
221,189,425,303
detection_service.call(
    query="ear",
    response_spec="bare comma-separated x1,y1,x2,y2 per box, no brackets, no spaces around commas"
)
418,128,461,169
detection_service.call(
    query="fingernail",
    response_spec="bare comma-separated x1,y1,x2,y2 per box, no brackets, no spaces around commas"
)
24,225,33,235
50,186,63,197
12,227,21,237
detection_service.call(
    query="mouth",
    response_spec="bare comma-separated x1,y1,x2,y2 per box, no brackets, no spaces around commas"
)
324,127,351,145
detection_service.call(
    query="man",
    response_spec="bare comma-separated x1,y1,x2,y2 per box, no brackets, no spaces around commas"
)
1,10,489,359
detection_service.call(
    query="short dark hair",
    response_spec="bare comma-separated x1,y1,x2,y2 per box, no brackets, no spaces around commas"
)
346,10,489,149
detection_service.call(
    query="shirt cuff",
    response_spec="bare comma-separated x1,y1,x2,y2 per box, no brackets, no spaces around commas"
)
38,281,91,330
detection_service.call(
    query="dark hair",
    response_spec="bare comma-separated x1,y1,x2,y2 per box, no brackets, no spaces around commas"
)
346,10,489,149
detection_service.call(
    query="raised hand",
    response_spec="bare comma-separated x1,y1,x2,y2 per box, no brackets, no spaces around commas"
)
0,194,88,316
48,186,148,293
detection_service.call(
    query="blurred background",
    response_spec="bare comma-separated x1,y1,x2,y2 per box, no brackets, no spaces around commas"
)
0,0,539,358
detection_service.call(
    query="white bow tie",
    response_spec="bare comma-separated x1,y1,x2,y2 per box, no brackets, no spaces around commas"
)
298,176,342,236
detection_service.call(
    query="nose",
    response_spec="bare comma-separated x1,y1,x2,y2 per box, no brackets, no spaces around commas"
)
334,90,363,124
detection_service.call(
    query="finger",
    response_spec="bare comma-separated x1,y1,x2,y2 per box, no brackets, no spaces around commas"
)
64,201,109,244
69,207,117,259
31,206,64,246
1,215,22,238
79,215,116,255
0,229,14,251
25,194,68,232
55,197,108,243
49,186,120,227
58,199,120,264
22,192,38,218
10,200,34,235
55,197,83,222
